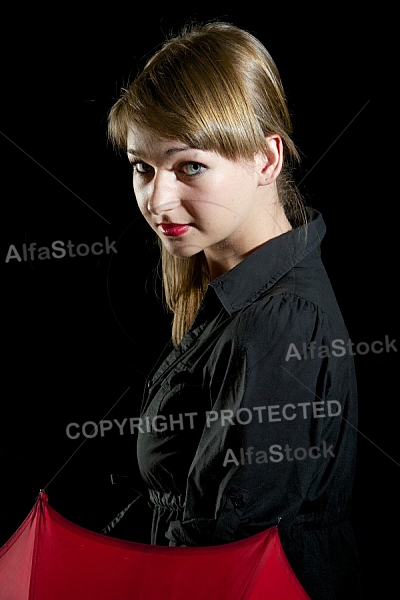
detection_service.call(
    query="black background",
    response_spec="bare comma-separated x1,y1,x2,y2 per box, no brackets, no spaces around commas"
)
1,7,397,598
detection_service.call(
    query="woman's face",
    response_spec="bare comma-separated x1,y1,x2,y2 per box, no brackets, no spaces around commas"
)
126,125,282,275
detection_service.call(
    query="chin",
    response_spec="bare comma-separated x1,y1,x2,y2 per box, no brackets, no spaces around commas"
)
163,242,204,259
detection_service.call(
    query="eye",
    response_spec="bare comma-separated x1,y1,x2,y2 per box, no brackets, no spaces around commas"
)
181,162,206,176
130,161,153,175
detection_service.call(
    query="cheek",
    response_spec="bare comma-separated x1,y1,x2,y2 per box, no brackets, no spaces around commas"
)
133,186,148,215
137,203,152,227
134,194,157,232
206,170,249,209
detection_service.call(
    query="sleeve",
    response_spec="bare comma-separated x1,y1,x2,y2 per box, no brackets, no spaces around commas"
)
165,293,356,546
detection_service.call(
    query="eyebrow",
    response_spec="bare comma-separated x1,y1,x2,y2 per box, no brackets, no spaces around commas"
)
127,145,194,158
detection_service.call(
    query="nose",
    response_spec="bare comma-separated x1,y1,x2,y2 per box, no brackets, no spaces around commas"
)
146,171,180,216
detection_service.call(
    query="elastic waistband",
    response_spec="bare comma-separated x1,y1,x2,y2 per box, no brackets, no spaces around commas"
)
148,489,184,511
292,508,351,530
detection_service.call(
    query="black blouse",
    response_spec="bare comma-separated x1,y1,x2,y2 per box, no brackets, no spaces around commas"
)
135,208,361,599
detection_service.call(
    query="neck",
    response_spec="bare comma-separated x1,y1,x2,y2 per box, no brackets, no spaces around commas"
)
206,203,292,280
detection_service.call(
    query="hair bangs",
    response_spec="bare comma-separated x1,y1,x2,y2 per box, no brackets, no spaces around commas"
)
109,33,266,158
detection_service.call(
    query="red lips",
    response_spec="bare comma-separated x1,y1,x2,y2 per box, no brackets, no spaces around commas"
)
159,223,190,237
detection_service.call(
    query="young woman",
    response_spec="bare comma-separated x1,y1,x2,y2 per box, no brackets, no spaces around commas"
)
107,20,361,599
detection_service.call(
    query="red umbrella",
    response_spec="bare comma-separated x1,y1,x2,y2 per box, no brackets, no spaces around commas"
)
0,491,310,599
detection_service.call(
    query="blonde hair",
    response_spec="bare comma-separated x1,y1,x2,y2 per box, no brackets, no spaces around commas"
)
108,20,307,345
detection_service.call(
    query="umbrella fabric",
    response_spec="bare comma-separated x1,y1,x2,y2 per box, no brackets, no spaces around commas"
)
0,491,310,599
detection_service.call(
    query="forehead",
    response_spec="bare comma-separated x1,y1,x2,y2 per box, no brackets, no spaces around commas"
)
127,126,181,155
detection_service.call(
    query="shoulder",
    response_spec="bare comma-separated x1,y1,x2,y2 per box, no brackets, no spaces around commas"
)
232,290,329,338
217,289,350,367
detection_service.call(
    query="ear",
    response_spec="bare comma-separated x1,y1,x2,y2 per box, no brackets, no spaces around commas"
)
256,134,283,185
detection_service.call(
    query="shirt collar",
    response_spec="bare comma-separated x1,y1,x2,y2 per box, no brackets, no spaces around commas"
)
209,208,326,315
